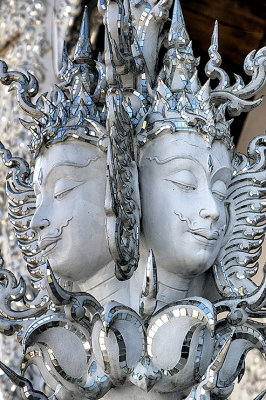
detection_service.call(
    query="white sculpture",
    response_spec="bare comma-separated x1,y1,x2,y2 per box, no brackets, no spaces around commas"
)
138,131,232,299
32,141,109,282
0,1,265,399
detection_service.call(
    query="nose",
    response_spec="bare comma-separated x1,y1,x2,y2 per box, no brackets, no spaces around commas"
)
30,210,50,232
199,192,220,222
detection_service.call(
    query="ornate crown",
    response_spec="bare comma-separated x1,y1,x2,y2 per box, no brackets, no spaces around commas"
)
0,7,107,158
0,5,142,283
2,0,265,155
105,0,266,149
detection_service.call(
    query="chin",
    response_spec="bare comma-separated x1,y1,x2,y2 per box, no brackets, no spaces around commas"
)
177,251,215,276
192,250,216,274
47,257,64,277
47,257,74,281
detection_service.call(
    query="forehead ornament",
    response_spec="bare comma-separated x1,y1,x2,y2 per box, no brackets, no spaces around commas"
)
208,155,214,173
37,168,43,186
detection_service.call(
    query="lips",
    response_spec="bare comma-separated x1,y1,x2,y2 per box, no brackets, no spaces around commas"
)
38,237,60,255
174,211,221,245
189,228,219,245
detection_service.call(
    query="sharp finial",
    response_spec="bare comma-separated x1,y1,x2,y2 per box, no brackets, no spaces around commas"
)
197,79,211,102
212,20,219,49
139,249,158,317
189,70,200,93
168,0,190,48
74,6,94,64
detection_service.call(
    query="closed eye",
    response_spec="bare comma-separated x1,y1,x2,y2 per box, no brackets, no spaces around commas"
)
164,170,197,192
212,190,227,201
54,187,77,200
165,179,196,191
54,179,83,200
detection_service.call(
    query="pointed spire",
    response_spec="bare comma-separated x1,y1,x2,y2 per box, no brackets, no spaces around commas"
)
139,249,158,318
197,79,211,103
205,21,231,89
208,21,221,69
74,6,94,64
212,20,219,48
168,0,190,49
163,0,197,92
188,70,200,93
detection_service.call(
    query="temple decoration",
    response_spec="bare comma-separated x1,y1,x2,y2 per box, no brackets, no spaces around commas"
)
0,1,265,399
0,1,52,398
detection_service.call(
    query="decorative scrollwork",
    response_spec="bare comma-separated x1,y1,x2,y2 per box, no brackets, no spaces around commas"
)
214,134,266,299
105,88,140,280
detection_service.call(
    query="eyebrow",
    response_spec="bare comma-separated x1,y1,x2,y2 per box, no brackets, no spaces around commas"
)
38,156,100,186
145,155,202,166
146,155,232,181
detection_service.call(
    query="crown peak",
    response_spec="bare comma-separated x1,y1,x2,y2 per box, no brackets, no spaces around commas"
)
168,0,190,48
80,6,89,37
74,6,94,64
212,20,219,47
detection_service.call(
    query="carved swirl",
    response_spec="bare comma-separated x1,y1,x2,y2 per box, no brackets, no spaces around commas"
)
206,23,266,116
0,60,43,119
0,141,44,277
214,134,266,299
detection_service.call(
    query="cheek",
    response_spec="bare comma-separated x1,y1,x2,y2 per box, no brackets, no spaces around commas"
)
70,197,106,245
50,198,87,241
171,189,198,218
144,186,198,230
48,199,74,229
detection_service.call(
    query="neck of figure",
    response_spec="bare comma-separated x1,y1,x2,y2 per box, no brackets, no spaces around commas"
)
72,249,207,311
129,244,207,312
156,267,191,306
74,260,130,306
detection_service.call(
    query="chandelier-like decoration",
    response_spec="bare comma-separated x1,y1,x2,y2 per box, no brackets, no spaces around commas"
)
0,1,265,399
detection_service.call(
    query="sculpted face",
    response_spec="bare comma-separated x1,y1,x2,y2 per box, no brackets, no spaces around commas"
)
31,140,111,282
140,131,232,277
